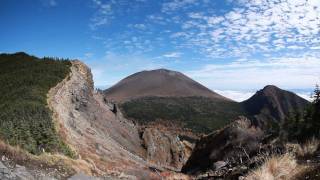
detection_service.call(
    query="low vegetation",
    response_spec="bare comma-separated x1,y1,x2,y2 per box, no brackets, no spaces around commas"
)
245,153,303,180
286,137,320,158
0,52,74,156
283,85,320,142
0,139,94,178
120,96,246,133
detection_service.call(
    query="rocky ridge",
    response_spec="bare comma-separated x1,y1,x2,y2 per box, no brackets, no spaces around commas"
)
48,61,191,179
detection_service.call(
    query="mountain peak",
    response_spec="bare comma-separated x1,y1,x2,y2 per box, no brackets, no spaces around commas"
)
260,85,282,95
263,85,279,90
104,69,230,102
262,85,280,92
242,85,309,125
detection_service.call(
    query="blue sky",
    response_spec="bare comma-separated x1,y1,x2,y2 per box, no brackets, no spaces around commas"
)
1,0,320,101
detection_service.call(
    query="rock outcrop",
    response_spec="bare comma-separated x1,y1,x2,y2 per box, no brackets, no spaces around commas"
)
141,127,189,171
182,117,264,175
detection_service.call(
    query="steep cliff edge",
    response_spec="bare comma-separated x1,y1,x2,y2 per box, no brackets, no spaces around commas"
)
48,60,155,178
48,60,190,178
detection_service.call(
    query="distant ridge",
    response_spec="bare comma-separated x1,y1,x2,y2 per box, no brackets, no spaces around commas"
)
104,68,230,102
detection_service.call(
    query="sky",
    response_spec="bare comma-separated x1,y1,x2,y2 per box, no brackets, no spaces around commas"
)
1,0,319,101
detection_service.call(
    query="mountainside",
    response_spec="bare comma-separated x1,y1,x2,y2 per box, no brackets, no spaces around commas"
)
242,85,310,128
104,68,230,102
0,52,73,156
105,71,309,134
104,69,245,134
121,96,245,133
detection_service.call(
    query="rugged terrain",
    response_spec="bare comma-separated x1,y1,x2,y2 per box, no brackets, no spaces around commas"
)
48,60,192,178
0,52,314,179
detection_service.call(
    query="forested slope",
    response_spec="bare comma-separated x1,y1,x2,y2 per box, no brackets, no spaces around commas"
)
0,52,73,156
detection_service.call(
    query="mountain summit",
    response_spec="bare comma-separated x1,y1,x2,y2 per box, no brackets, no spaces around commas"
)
242,85,309,126
104,68,229,102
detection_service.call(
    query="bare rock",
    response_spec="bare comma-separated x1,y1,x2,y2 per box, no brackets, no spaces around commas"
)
142,127,188,170
13,165,34,180
0,161,16,180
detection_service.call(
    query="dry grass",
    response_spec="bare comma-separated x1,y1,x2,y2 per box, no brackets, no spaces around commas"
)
286,138,320,157
0,139,94,177
245,153,304,180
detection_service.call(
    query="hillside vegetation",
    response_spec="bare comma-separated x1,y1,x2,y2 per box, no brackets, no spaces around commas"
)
120,96,246,133
0,52,74,156
284,85,320,142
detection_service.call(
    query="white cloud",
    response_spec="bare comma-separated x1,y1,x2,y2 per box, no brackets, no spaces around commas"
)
129,23,147,30
187,54,320,90
297,93,313,102
84,52,94,58
90,0,114,29
40,0,57,7
214,90,254,102
170,0,320,57
163,52,182,58
162,0,198,13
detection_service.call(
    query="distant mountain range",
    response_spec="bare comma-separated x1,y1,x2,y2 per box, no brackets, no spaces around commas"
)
104,69,310,133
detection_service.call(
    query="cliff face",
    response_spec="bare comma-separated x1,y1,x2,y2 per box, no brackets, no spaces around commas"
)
141,127,189,171
48,61,190,179
48,61,154,178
